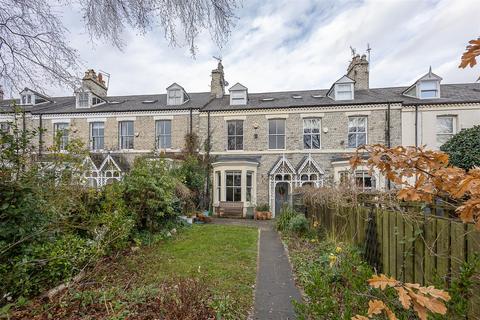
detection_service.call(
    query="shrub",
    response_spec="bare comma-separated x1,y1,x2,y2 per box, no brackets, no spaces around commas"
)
276,206,299,231
440,125,480,170
123,158,177,232
287,214,309,235
173,156,206,210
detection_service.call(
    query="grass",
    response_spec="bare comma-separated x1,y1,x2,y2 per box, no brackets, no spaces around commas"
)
13,224,258,319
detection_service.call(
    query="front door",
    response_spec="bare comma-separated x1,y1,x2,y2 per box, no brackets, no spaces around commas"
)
275,182,290,217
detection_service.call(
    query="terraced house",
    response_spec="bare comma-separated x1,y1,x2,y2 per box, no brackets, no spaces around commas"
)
1,56,480,217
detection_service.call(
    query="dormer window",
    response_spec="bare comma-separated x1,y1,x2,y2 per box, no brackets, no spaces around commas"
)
419,80,439,99
335,83,354,100
403,67,442,99
21,94,32,105
92,96,103,105
166,83,189,105
168,89,182,105
77,92,90,108
328,76,355,101
229,83,248,105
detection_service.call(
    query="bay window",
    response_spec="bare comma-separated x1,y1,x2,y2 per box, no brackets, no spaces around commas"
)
226,171,242,202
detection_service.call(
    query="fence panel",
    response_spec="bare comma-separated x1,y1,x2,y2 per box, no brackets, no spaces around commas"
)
311,203,479,317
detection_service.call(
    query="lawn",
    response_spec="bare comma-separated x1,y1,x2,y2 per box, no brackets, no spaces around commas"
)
13,224,258,319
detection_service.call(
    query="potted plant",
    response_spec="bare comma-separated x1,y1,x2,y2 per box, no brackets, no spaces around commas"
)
255,203,272,220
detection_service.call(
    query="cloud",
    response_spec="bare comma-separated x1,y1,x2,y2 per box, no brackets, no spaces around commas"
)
48,0,480,97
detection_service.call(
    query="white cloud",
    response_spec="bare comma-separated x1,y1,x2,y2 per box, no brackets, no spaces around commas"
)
48,0,480,96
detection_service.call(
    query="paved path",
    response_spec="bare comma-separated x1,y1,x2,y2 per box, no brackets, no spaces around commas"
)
212,218,302,319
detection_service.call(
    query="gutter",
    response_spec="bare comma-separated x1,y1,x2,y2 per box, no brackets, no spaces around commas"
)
414,104,419,147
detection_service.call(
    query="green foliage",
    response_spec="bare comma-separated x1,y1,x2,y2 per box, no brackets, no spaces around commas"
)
290,238,375,319
255,203,270,211
276,206,300,232
123,158,177,232
0,113,185,306
173,155,206,210
440,254,480,318
287,214,309,235
440,125,480,170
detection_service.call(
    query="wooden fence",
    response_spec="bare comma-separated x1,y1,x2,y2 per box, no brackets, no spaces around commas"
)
306,204,480,318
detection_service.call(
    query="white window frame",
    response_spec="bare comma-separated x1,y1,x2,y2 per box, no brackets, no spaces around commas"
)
118,121,134,150
246,171,253,203
354,170,375,192
155,119,172,149
53,122,69,151
230,90,247,105
77,92,90,108
167,89,183,105
227,120,244,151
303,118,321,149
90,122,104,151
225,171,242,202
347,116,367,148
268,119,286,150
335,83,354,100
419,80,440,99
436,115,456,146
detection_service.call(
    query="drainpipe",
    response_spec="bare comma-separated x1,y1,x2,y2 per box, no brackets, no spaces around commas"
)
189,108,193,134
385,102,391,190
206,111,211,212
39,114,43,156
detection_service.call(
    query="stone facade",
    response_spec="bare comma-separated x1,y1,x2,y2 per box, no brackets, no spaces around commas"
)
1,59,479,218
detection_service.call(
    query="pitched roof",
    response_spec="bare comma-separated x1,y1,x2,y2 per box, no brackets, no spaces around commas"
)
1,83,479,115
229,83,247,91
1,92,212,114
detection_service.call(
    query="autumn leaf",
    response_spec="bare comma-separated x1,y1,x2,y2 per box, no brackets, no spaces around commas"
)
459,38,480,69
367,299,386,316
412,300,428,320
419,286,451,302
385,306,398,320
395,287,411,309
368,274,398,290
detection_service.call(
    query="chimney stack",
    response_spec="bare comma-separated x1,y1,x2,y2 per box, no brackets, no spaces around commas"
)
0,85,4,101
347,54,369,90
82,69,107,97
210,61,226,98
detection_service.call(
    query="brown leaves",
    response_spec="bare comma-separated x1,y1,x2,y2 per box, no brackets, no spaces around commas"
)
368,274,398,290
351,144,480,229
459,38,480,69
353,275,450,320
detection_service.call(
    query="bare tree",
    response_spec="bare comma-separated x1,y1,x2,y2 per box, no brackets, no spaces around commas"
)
0,0,80,94
0,0,238,95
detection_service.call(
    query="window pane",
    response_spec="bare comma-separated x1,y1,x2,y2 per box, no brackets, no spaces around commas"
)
269,135,276,149
234,173,241,186
277,135,285,149
236,136,243,150
226,188,233,201
227,137,236,150
269,120,276,134
421,80,437,90
437,117,453,134
304,135,311,149
234,187,241,201
312,134,320,149
227,122,236,135
357,132,366,146
276,120,285,134
236,121,243,135
348,133,357,148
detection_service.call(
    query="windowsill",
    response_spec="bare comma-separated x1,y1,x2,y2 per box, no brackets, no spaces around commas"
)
226,149,244,152
268,148,286,151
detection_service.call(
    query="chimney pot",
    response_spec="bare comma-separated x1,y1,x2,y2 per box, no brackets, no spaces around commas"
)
81,69,107,97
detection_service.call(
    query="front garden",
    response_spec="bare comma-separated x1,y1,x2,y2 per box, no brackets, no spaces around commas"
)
11,224,258,319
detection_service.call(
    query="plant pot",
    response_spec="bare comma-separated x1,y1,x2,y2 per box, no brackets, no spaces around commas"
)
255,211,272,220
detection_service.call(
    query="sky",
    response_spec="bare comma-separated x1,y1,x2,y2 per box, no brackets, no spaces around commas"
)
50,0,480,96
